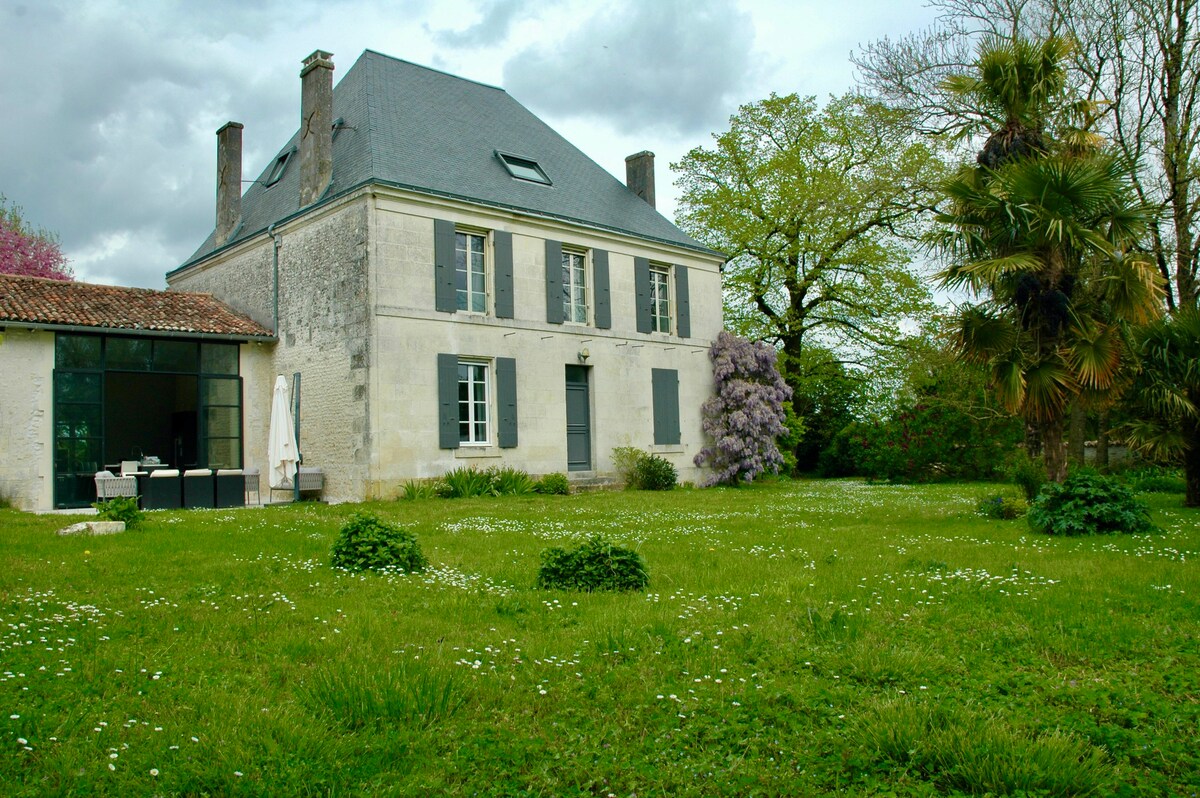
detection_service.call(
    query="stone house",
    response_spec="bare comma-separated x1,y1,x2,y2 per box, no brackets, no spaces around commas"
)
167,49,724,502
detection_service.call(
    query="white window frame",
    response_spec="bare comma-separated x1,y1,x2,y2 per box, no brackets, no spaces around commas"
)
649,264,672,334
562,248,588,325
457,359,491,446
455,229,489,314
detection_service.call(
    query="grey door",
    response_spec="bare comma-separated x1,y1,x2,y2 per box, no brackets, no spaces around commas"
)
565,365,591,471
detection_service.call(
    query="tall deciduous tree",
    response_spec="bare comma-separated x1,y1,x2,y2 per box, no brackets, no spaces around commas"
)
0,195,72,280
932,36,1162,482
673,93,944,439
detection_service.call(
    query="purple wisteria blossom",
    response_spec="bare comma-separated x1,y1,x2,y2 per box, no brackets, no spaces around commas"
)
695,331,793,486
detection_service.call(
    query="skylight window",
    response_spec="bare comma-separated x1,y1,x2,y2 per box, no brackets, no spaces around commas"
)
264,147,296,187
497,152,551,185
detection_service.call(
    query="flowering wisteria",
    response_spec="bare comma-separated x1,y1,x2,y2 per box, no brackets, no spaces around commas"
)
0,197,72,281
694,331,792,486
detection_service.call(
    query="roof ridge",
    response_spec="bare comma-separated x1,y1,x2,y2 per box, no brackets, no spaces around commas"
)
359,48,506,93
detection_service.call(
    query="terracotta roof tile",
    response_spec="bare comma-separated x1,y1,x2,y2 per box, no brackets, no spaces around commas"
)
0,274,274,338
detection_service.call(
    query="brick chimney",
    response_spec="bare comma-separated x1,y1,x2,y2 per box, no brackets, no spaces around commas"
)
625,151,656,208
299,50,334,206
215,121,243,246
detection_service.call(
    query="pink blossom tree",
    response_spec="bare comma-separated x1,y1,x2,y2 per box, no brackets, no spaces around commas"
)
0,195,72,280
695,331,794,486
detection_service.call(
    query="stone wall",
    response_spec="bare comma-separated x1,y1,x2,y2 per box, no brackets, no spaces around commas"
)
0,330,54,510
170,196,372,502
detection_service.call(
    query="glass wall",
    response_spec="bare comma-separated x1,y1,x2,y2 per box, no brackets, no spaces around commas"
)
53,334,243,508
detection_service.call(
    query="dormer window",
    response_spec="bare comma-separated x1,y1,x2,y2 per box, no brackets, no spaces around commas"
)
264,147,296,187
497,152,550,185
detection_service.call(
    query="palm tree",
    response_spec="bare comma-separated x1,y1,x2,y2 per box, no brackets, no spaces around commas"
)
1120,309,1200,507
932,35,1163,482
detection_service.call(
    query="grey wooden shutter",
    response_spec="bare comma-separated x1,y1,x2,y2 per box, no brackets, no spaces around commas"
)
545,239,563,324
651,368,680,445
593,249,611,329
674,264,690,338
494,231,514,319
496,357,518,448
634,256,652,333
434,219,457,313
437,353,460,449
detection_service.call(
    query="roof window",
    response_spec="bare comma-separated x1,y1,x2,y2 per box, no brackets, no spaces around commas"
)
497,152,551,185
264,147,296,187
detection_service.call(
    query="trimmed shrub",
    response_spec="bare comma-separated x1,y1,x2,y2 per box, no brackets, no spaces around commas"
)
537,537,649,592
632,453,677,491
534,473,570,495
1027,470,1157,536
331,512,427,572
92,496,143,528
975,493,1026,520
1122,467,1186,494
612,447,677,490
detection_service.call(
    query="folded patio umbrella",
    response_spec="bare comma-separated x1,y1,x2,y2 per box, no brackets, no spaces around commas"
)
268,375,299,490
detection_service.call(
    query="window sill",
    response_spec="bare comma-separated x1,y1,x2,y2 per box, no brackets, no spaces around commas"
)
455,447,502,459
649,444,684,454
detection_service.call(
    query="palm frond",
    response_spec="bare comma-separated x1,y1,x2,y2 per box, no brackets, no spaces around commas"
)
955,306,1018,363
1067,321,1123,390
1022,354,1075,422
990,354,1026,413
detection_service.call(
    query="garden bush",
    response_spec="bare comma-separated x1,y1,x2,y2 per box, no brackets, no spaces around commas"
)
975,493,1026,520
612,447,677,490
92,496,143,528
534,472,570,495
1121,467,1186,494
1027,470,1157,536
486,466,537,496
1003,450,1046,501
536,536,649,592
437,466,494,498
331,512,427,573
399,479,438,500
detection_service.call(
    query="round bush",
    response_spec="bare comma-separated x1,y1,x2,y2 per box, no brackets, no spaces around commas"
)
536,537,649,592
1027,471,1157,536
633,453,677,491
534,472,570,495
331,512,428,572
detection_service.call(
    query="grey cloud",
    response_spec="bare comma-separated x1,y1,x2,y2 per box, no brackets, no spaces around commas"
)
429,0,533,48
501,0,754,137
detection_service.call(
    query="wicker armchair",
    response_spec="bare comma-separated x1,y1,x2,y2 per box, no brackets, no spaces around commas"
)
94,471,137,501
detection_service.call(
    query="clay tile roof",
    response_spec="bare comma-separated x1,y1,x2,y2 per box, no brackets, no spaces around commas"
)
0,274,274,338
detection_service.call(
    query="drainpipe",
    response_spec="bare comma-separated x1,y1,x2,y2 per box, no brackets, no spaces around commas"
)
267,223,281,336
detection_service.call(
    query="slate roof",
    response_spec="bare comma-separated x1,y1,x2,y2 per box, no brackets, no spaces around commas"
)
179,49,715,270
0,274,274,338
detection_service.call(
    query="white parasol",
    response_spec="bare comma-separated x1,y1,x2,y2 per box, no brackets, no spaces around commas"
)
267,375,299,489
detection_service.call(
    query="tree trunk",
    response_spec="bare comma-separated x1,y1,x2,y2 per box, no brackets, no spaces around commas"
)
1068,402,1087,466
1185,418,1200,508
1024,421,1043,458
1041,416,1068,483
1096,409,1110,471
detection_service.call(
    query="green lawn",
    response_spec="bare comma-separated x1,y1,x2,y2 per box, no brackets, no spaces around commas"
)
2,480,1197,796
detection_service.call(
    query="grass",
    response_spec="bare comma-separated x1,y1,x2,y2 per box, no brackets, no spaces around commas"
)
1,479,1197,796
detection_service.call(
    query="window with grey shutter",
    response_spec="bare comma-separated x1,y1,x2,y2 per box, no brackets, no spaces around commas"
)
437,353,460,448
496,357,518,448
494,231,514,319
545,239,564,324
434,219,457,313
651,368,680,445
634,257,652,333
674,264,690,338
593,249,611,329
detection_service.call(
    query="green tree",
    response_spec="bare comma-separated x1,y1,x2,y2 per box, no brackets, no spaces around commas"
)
673,94,944,462
1119,309,1200,506
932,35,1162,482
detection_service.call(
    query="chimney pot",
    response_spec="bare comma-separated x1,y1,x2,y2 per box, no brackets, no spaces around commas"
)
625,150,656,209
215,121,244,246
299,50,334,206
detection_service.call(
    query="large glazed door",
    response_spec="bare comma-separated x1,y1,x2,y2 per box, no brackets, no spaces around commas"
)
565,365,591,472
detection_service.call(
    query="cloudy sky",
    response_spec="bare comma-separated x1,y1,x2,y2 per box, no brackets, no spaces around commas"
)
1,0,936,288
